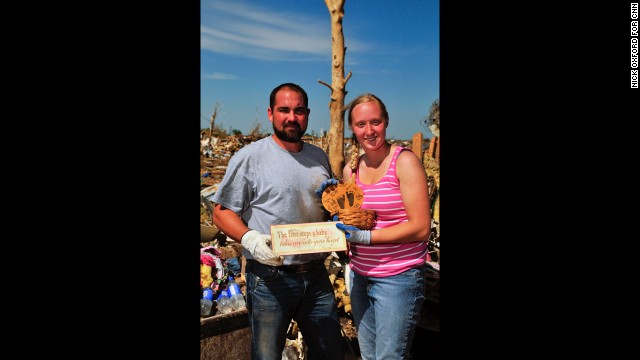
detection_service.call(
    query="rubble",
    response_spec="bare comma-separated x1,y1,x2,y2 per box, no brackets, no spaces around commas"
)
200,131,440,359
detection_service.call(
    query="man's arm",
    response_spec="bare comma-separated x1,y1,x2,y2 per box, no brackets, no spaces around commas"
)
212,204,250,241
212,203,283,266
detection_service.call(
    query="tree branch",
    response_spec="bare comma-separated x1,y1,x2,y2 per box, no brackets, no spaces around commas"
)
318,80,333,91
344,71,352,85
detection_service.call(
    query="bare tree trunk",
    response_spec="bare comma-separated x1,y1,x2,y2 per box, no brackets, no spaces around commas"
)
209,103,220,147
319,0,352,180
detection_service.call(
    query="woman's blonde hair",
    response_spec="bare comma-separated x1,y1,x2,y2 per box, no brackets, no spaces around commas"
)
346,93,389,172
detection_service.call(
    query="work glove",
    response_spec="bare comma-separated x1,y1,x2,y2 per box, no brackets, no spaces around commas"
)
336,223,371,245
241,230,284,266
315,178,339,198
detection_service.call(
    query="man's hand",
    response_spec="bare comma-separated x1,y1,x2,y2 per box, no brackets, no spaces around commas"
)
336,223,371,245
241,230,284,266
315,178,339,198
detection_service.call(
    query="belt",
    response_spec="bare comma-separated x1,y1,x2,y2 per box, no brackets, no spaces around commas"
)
249,259,323,273
275,260,322,273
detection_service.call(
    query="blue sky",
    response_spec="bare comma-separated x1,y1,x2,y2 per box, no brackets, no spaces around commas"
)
201,0,439,140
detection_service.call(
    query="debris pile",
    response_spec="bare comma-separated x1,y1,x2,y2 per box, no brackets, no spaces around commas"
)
200,131,440,358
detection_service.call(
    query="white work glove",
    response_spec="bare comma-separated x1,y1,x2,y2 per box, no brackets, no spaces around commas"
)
336,223,372,245
241,230,284,266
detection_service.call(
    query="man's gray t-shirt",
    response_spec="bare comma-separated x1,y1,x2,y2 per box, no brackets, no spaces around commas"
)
211,136,332,265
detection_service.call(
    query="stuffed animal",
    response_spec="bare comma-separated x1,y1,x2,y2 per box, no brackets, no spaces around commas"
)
201,263,214,288
201,246,227,291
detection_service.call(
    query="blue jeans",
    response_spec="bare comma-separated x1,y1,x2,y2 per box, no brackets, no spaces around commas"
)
246,260,345,360
349,265,426,360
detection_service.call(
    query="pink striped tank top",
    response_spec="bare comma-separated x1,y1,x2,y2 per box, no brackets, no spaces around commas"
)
350,146,430,277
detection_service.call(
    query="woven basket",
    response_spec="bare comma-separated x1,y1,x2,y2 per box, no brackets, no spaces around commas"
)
338,209,376,230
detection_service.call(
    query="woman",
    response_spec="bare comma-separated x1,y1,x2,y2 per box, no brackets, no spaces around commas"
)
339,93,432,359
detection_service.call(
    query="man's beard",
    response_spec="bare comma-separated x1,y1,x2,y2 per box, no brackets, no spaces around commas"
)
273,122,305,143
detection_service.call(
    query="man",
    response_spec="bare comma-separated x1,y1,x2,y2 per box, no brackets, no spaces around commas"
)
212,83,344,360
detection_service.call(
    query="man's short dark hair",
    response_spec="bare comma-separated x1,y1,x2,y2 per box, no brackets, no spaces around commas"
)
269,83,308,109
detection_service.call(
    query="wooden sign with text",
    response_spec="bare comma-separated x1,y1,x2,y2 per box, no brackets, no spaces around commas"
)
270,222,347,256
